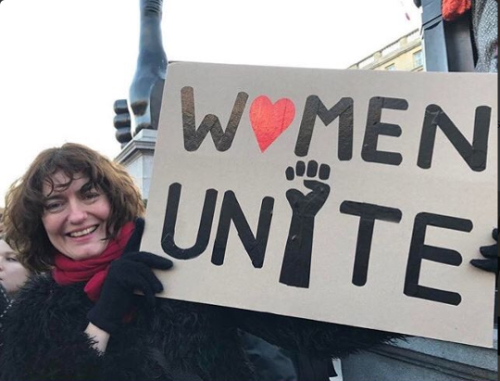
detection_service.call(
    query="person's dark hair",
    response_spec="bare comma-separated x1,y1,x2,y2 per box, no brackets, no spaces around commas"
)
3,143,145,272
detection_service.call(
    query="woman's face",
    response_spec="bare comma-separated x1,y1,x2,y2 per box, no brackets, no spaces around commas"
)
0,239,30,296
41,171,112,261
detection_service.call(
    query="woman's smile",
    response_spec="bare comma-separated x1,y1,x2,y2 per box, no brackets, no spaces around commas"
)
66,225,99,238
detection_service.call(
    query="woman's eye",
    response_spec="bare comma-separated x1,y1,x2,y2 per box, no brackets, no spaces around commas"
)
83,192,100,201
6,256,18,263
45,202,64,212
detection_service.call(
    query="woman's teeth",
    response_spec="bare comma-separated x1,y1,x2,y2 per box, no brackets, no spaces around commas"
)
69,226,97,238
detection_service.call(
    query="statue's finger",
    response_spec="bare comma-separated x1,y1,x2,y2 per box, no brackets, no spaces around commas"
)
114,113,131,128
114,99,129,114
115,128,132,145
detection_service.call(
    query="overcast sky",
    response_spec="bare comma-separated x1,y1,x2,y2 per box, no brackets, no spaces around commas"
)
0,0,421,207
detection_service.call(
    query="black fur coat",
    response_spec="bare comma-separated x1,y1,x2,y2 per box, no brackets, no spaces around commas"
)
0,221,402,381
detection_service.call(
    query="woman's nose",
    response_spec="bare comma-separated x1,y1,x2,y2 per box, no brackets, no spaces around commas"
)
67,201,88,223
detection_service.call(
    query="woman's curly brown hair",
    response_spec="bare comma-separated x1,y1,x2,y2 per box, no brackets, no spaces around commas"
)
3,143,145,272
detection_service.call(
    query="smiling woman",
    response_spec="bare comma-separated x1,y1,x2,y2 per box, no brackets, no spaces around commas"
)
3,144,144,272
0,143,403,381
41,172,112,261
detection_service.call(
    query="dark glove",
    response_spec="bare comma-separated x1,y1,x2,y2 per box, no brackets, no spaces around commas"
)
87,252,173,334
470,228,498,275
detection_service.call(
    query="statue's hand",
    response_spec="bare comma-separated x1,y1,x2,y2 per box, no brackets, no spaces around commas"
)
113,58,166,146
113,99,132,147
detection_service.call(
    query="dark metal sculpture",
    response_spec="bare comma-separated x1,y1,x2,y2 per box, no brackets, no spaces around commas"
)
114,0,167,146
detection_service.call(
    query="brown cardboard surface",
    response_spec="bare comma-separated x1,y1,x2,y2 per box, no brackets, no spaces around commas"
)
142,62,498,348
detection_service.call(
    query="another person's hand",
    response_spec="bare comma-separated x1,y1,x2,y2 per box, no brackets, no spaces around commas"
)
87,252,173,334
470,228,498,275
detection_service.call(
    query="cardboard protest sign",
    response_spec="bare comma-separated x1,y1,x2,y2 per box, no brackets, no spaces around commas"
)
142,62,497,347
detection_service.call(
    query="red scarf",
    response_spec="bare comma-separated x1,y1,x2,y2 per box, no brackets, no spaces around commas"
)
52,222,135,302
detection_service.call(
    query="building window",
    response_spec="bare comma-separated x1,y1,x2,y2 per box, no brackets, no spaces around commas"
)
386,64,396,71
413,50,423,68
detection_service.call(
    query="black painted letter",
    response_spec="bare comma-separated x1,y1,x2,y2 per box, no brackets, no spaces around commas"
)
340,201,402,287
161,183,218,260
362,96,408,166
182,86,249,152
294,96,353,160
212,192,274,268
417,105,491,171
404,212,472,306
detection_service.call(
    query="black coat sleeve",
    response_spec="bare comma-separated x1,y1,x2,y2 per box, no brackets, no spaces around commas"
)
0,276,103,381
231,308,405,359
0,275,150,381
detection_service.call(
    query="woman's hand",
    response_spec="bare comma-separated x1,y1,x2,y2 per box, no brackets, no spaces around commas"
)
87,252,173,336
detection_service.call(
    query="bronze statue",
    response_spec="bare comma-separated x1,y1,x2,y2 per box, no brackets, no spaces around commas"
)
114,0,167,146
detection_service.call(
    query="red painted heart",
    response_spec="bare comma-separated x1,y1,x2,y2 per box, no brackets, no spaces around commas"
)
249,96,296,152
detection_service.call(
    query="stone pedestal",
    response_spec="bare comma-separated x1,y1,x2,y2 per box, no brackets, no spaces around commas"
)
342,330,498,381
115,129,157,200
